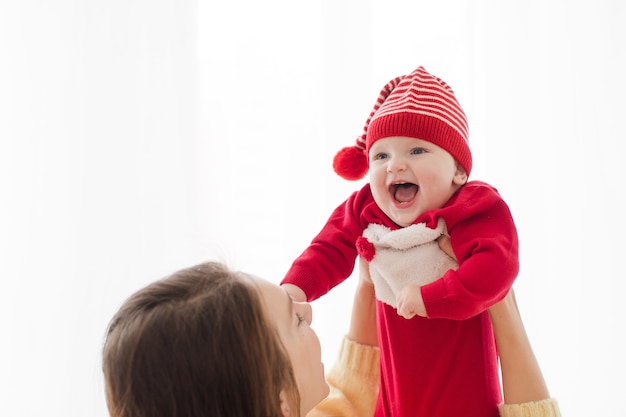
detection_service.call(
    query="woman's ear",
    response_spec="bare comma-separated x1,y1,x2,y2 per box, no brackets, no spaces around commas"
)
453,163,468,185
279,390,291,417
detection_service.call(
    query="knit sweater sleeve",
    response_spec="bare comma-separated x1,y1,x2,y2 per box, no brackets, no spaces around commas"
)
281,186,373,302
499,399,562,417
421,182,520,319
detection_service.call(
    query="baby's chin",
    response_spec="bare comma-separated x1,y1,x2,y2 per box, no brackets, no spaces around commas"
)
385,207,422,228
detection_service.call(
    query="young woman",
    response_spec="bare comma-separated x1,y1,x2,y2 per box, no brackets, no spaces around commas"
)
102,258,560,417
102,261,329,417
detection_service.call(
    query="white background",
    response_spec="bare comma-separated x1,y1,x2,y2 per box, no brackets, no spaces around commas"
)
1,1,624,416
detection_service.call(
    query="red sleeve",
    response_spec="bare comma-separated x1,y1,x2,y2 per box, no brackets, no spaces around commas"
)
421,182,519,319
281,186,375,301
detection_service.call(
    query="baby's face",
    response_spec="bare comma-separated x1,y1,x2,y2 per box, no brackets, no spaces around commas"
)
368,136,467,227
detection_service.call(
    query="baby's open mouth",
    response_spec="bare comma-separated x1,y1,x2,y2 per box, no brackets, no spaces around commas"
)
391,183,419,203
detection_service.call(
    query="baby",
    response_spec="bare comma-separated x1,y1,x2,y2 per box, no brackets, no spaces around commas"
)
283,66,519,417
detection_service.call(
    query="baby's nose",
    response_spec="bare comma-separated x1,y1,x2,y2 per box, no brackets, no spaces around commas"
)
387,156,407,172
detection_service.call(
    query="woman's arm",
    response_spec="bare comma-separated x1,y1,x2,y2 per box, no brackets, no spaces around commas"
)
438,235,561,416
306,258,379,417
347,257,378,347
488,290,549,403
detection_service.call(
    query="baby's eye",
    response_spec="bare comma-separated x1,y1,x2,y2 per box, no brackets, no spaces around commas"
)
373,152,388,161
411,148,426,155
296,313,306,325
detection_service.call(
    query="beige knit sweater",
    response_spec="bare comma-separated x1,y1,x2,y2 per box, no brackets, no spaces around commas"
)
308,337,561,417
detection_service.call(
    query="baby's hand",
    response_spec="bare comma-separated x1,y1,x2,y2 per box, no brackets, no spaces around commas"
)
396,284,427,319
437,234,455,259
281,283,307,302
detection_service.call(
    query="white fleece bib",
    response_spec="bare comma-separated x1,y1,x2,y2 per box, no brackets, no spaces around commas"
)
360,218,458,308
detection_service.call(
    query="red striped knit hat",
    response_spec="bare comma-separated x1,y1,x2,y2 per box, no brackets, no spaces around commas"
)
333,66,471,180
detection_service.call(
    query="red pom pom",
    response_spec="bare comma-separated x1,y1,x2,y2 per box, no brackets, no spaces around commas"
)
356,237,375,262
332,146,368,180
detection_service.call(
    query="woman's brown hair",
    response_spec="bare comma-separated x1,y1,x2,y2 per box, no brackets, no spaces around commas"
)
102,262,300,417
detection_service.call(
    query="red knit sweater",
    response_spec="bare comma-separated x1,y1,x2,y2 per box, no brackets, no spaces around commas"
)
283,181,519,417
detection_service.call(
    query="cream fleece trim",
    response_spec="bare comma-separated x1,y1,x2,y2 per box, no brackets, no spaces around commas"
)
363,218,458,308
